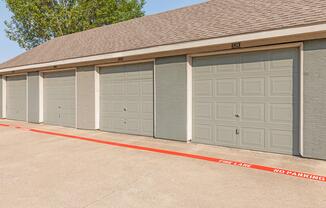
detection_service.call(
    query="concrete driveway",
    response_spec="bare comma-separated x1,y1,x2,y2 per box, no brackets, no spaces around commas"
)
0,119,325,208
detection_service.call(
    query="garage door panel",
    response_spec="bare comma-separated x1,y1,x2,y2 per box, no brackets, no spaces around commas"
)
270,49,298,73
44,109,59,125
214,55,240,73
269,104,292,124
195,103,213,120
43,99,59,124
142,102,153,114
106,118,125,133
269,129,293,153
194,80,213,97
109,83,124,96
101,114,125,132
269,76,292,96
60,111,75,127
125,102,140,113
215,125,237,146
240,122,292,131
215,103,237,121
240,77,265,97
241,61,265,72
241,103,265,122
193,54,240,74
130,69,153,81
215,79,238,96
193,47,299,155
216,63,238,73
142,119,154,135
194,124,213,143
193,67,213,75
6,75,27,121
241,52,268,72
141,81,153,96
100,62,153,136
125,82,141,96
124,102,152,114
240,128,265,149
125,71,140,80
126,119,141,132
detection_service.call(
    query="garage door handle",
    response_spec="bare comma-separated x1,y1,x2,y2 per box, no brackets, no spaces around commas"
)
236,129,240,135
123,108,127,112
235,114,240,118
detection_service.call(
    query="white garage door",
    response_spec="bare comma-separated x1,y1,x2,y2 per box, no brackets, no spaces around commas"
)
43,70,76,128
100,62,154,136
6,75,27,121
192,48,299,155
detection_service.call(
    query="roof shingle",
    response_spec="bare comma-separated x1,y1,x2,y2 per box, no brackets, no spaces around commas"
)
1,0,326,69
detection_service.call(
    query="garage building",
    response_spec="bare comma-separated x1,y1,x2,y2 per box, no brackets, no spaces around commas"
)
1,0,326,160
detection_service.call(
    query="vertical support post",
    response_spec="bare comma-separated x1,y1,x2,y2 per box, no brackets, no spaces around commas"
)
299,42,304,157
1,76,6,118
75,69,78,128
39,72,44,122
95,67,100,129
153,60,157,137
26,73,29,121
186,55,193,142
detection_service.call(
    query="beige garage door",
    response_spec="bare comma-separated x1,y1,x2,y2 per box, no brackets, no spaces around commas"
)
100,62,154,136
192,48,299,155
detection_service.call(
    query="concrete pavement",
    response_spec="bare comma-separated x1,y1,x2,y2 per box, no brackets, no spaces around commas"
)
0,119,325,208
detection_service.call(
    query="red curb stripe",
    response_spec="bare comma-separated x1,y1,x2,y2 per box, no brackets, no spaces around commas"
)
29,128,326,183
0,124,10,127
0,124,325,183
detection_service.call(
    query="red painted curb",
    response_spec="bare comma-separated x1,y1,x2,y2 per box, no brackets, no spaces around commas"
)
0,124,10,127
1,123,325,183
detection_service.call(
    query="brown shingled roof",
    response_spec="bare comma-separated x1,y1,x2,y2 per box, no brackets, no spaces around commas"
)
1,0,326,69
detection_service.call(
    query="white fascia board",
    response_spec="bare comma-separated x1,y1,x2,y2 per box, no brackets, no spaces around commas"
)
2,23,326,73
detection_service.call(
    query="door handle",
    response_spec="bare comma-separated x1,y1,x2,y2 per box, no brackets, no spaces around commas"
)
123,108,127,112
235,129,240,135
235,114,240,118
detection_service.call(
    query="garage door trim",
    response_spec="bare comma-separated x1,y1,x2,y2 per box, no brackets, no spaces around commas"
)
188,42,303,156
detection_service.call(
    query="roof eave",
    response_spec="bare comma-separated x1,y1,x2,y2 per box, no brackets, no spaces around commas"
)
2,23,326,74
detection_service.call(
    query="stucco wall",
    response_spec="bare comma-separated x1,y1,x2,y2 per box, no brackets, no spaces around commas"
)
303,39,326,160
155,56,187,141
77,66,96,130
27,72,40,123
